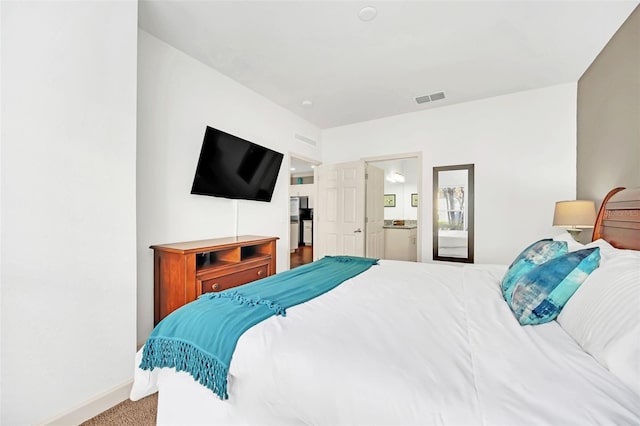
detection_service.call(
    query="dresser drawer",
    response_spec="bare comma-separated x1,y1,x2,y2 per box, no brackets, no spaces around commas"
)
199,264,268,294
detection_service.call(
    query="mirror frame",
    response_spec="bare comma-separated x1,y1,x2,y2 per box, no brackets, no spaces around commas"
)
432,164,474,263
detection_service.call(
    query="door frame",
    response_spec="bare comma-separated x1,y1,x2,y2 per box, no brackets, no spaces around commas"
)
288,153,321,269
363,152,423,262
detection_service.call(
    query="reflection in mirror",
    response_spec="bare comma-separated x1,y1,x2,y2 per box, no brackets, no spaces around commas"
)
433,164,474,263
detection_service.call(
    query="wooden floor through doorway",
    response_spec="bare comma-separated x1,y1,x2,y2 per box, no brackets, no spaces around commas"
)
290,245,313,268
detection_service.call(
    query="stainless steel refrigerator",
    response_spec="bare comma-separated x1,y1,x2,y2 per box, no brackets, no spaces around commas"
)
290,196,310,247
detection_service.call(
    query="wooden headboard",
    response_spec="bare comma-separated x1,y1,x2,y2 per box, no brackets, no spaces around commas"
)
592,187,640,250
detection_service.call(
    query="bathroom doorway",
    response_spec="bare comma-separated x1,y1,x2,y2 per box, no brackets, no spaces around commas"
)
365,153,422,262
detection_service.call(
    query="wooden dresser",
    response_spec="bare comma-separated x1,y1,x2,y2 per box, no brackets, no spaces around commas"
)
151,235,278,324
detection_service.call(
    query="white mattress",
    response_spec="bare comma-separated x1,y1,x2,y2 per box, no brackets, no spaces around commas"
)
131,260,640,425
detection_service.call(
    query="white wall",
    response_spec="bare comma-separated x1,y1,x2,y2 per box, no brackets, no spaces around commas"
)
1,2,138,424
0,3,4,421
137,31,322,344
322,84,578,264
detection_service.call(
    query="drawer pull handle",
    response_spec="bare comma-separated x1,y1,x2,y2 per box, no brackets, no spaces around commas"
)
257,270,263,276
211,283,220,291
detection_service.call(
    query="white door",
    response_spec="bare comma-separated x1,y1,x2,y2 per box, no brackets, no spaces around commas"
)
315,161,366,259
365,165,385,258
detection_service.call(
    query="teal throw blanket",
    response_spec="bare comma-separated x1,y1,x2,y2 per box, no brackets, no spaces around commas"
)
140,255,378,399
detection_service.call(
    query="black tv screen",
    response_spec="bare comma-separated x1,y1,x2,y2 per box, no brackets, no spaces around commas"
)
191,126,284,202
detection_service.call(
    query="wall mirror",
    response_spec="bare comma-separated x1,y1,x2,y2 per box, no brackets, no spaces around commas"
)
433,164,474,263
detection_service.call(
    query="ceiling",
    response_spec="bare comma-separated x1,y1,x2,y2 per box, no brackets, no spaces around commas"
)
138,1,637,129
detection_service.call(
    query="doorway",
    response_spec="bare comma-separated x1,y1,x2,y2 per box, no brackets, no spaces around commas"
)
312,154,421,262
289,154,320,269
365,153,422,262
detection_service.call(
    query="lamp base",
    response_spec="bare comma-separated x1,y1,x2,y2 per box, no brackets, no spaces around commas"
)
566,228,583,241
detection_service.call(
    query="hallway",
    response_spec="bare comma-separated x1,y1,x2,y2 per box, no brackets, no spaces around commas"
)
290,245,313,268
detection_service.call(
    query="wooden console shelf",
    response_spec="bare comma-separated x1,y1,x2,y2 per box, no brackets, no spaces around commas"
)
151,235,278,324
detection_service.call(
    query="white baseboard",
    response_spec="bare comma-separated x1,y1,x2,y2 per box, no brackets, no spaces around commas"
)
40,379,133,426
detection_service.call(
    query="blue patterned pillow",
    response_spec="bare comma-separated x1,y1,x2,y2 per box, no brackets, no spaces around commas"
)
508,247,601,325
501,239,568,304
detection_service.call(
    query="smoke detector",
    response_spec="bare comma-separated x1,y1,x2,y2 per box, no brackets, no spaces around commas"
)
358,6,377,22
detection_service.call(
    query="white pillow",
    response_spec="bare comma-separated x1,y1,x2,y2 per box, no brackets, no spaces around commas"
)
557,240,640,396
553,230,586,252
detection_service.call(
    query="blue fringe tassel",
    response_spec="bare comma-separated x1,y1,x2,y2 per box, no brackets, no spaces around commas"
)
140,338,230,399
204,290,287,317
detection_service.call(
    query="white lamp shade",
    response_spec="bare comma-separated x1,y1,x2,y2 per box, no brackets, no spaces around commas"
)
553,200,597,228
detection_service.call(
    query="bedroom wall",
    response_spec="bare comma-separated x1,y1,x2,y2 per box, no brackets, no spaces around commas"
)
577,5,639,205
0,3,3,422
322,83,578,265
136,30,322,344
1,1,137,425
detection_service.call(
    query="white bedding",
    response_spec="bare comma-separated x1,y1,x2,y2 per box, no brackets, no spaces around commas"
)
437,230,468,257
131,260,640,425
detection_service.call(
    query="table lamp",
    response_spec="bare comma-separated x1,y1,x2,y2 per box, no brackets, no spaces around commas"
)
553,200,597,240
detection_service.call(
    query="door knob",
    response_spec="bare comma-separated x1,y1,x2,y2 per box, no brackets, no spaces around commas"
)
354,228,362,233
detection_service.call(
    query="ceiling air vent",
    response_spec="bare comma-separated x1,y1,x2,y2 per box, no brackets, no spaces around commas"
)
295,133,317,146
415,91,446,104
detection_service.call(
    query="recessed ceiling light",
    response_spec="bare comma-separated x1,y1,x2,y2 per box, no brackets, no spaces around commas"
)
290,167,296,171
387,172,405,183
358,6,377,22
301,100,313,107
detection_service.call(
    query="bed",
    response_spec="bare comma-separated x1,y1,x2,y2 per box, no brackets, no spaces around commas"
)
131,187,640,425
437,229,468,257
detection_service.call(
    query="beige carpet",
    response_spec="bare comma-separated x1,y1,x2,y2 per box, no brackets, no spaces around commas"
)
81,393,157,425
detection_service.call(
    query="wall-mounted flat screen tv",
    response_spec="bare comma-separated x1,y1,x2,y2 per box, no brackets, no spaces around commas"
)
191,126,284,202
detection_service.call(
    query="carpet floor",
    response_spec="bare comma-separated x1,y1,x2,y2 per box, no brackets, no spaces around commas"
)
81,393,157,425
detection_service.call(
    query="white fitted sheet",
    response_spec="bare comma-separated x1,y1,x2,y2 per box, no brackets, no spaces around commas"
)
131,260,640,425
